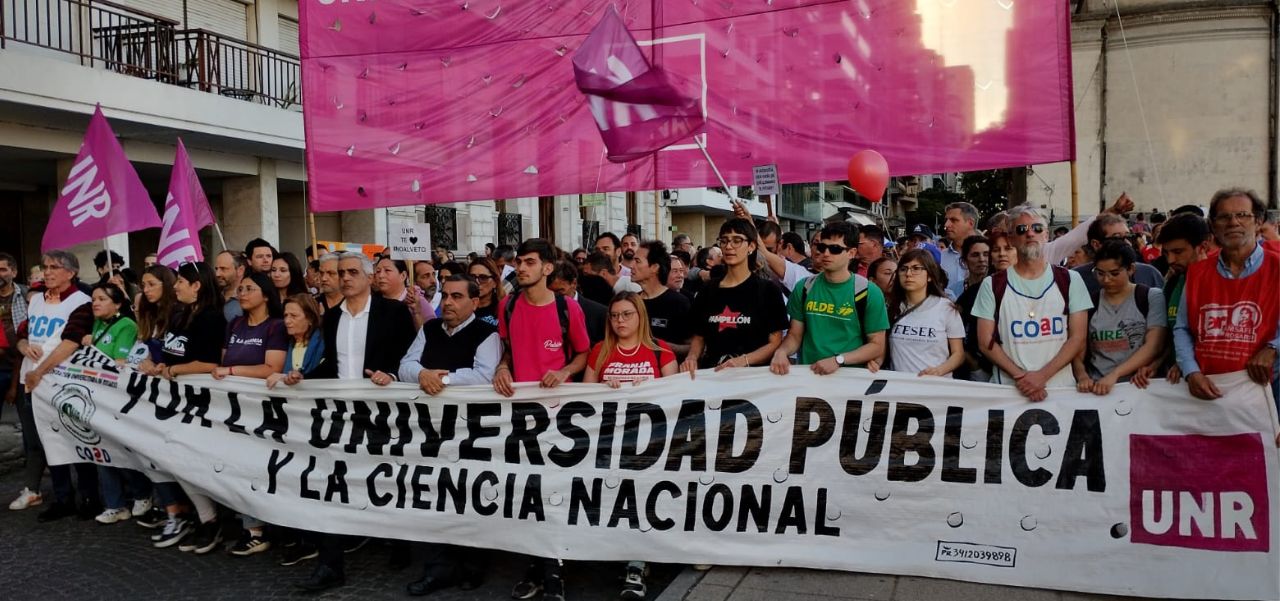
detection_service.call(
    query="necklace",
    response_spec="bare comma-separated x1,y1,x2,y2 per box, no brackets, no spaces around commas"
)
617,344,641,357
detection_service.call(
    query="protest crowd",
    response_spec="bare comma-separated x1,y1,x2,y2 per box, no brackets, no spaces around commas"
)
1,186,1277,601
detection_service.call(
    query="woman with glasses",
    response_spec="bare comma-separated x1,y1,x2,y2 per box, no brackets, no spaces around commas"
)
468,258,505,327
1072,241,1167,395
682,219,788,374
955,236,993,381
270,252,307,304
146,261,227,553
135,265,177,370
582,291,675,598
208,272,287,557
585,292,677,387
885,249,965,376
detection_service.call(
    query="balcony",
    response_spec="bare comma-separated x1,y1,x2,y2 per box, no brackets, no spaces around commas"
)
1,0,300,109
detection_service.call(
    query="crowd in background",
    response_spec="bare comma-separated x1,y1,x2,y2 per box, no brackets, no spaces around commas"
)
1,186,1277,601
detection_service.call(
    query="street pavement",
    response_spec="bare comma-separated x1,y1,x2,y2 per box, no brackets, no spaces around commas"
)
663,567,1165,601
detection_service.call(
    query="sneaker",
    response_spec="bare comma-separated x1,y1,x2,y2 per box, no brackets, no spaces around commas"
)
36,502,77,523
179,520,223,554
230,533,271,556
131,498,153,517
279,542,319,566
510,562,543,600
95,507,132,524
544,560,566,601
8,488,42,511
620,563,648,600
152,515,192,548
136,506,167,529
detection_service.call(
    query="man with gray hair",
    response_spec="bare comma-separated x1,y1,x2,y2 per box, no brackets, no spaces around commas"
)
941,201,980,297
315,252,344,311
297,249,416,593
973,206,1092,401
8,250,98,518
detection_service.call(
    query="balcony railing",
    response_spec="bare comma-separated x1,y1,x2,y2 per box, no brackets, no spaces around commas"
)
1,0,301,109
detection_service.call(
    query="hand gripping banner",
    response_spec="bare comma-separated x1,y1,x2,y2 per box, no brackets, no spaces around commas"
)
33,346,1280,599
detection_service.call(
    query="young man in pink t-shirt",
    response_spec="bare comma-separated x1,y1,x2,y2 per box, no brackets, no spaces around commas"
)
492,238,590,601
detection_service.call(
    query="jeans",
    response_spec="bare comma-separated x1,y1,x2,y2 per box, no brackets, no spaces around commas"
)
98,466,152,510
16,386,46,492
154,481,188,509
50,463,99,507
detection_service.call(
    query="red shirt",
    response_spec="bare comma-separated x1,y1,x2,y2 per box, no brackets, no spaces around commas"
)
587,340,675,384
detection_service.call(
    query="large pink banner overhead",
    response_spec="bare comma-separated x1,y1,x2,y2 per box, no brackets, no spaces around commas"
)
300,0,1074,211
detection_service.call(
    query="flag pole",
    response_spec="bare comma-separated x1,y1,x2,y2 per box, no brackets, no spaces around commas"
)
693,135,733,197
213,223,228,252
1070,160,1080,227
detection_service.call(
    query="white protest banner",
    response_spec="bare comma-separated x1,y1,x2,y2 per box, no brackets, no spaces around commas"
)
33,346,1280,600
389,221,432,261
752,164,779,196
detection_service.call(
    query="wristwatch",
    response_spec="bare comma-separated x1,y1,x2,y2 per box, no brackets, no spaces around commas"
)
834,354,845,366
441,375,451,386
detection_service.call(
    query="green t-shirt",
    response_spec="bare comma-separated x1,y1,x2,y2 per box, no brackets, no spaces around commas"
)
786,274,890,365
91,317,139,361
1165,274,1184,329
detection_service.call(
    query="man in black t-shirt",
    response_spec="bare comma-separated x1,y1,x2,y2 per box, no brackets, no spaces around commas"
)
632,241,691,359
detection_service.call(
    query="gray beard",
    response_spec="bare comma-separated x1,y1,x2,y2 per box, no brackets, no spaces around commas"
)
1020,243,1043,262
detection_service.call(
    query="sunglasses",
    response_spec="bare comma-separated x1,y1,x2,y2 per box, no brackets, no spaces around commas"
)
471,274,493,282
813,243,850,255
1014,224,1046,235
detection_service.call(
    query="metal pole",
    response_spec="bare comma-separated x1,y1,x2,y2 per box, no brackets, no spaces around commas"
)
1070,160,1080,226
693,135,731,195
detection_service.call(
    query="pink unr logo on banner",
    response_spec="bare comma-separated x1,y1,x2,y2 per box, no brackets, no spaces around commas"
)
1129,433,1269,552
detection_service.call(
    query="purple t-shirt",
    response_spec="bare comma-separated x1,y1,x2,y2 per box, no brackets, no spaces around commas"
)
222,316,288,367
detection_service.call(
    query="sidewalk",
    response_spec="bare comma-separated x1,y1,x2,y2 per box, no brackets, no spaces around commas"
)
663,567,1162,601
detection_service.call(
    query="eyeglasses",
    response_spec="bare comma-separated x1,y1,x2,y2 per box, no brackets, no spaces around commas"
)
1213,211,1257,224
1014,224,1047,235
717,236,751,248
897,264,927,275
471,274,493,282
1093,268,1128,280
813,243,850,255
609,310,638,321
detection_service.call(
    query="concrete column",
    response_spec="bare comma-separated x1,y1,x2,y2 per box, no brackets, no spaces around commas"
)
221,158,280,251
553,195,581,250
341,208,389,246
253,0,282,49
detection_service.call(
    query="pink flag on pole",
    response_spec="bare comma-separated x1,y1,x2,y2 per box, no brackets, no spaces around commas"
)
156,139,215,267
573,7,705,163
42,105,161,251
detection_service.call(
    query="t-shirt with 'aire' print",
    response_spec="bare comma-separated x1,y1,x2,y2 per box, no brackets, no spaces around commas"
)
690,272,788,369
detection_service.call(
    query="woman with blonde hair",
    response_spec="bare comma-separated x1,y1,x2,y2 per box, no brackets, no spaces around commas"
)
467,257,506,327
584,291,678,387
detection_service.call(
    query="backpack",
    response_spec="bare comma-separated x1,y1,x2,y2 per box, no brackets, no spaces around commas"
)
988,266,1072,348
504,293,573,368
1083,283,1151,366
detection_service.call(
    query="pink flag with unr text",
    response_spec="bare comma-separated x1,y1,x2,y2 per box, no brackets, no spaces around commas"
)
156,139,216,267
42,105,161,252
573,7,705,163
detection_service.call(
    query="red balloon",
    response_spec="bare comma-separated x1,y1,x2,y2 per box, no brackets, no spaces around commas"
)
847,150,889,202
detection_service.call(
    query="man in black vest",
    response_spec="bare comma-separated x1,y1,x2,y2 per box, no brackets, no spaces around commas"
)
296,251,416,593
396,274,499,595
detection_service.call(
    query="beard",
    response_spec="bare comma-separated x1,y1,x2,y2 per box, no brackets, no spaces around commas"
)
1019,241,1043,262
622,250,635,261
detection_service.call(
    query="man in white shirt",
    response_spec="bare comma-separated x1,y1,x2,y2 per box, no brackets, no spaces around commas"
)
974,206,1092,401
299,251,416,593
413,260,442,310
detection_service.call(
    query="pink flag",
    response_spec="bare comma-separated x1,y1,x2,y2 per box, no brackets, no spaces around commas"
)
573,7,705,163
299,1,1075,210
42,105,161,251
156,139,216,267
